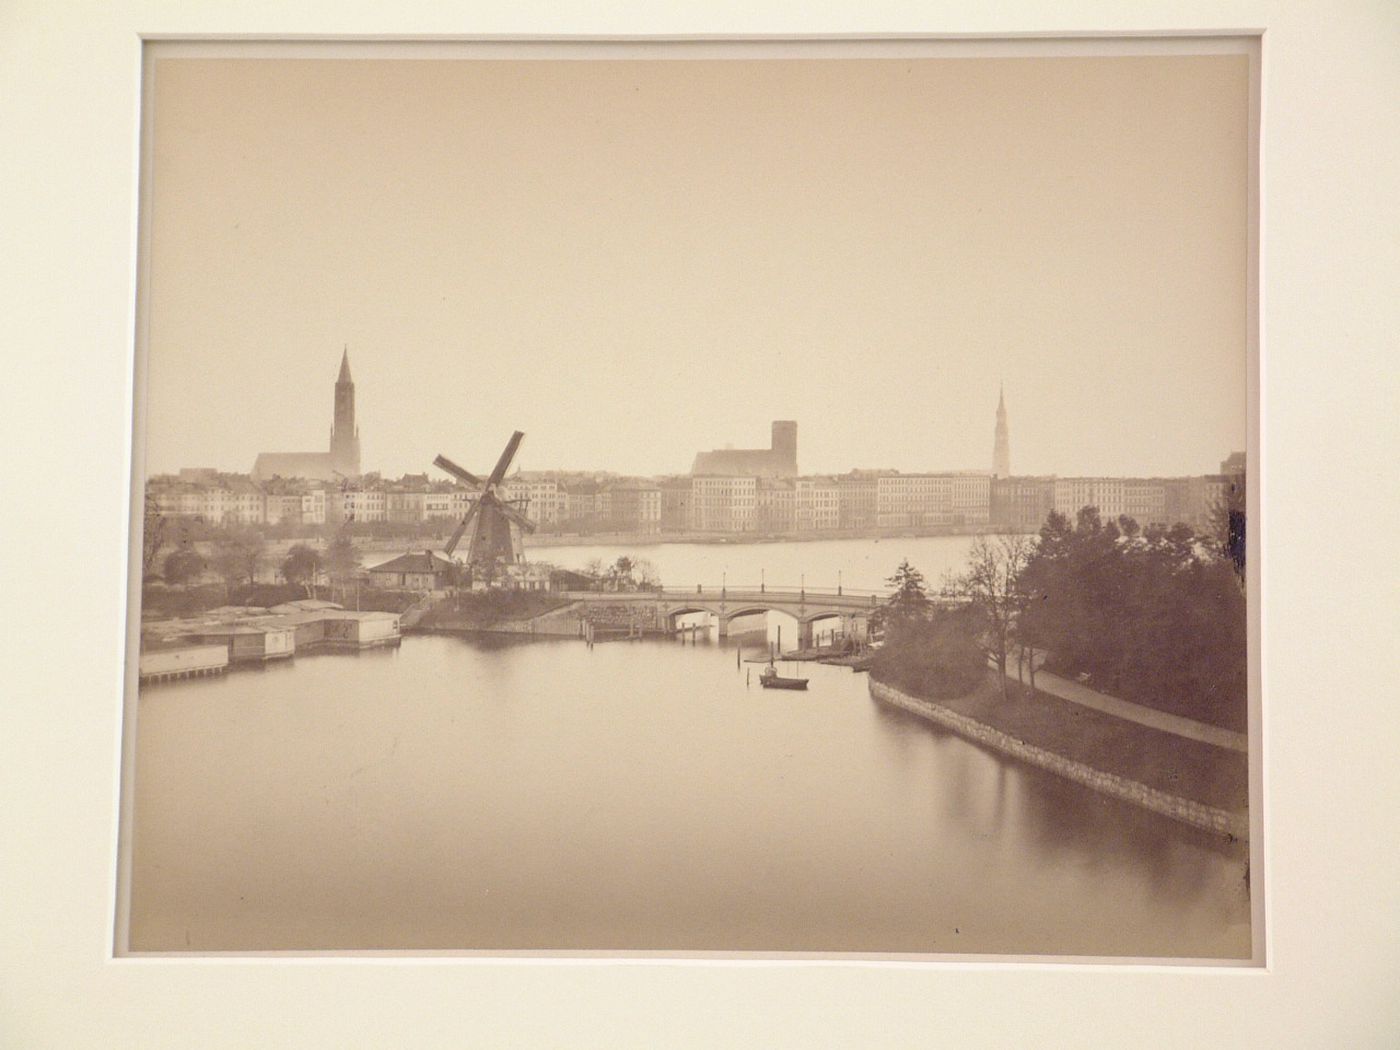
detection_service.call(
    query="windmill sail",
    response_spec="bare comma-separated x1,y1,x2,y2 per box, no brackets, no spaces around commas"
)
433,431,536,572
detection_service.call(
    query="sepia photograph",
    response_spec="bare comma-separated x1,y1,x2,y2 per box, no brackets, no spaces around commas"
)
118,37,1260,960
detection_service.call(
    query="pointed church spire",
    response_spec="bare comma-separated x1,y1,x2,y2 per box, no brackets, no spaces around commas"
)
337,345,352,385
993,384,1011,478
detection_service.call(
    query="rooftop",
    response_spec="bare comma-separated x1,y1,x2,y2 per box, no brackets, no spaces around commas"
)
367,551,456,574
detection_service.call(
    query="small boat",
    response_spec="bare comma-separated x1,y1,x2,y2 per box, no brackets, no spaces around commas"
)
759,665,809,690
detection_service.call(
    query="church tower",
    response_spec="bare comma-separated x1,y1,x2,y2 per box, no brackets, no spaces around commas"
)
330,347,361,477
993,385,1011,478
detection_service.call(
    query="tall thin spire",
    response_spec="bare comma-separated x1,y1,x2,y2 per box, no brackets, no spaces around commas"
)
330,347,360,477
993,384,1011,478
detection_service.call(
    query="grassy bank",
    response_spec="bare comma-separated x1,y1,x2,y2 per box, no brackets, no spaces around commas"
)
415,591,572,630
875,668,1248,812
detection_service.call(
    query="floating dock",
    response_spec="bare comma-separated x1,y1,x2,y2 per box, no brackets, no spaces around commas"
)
140,601,402,683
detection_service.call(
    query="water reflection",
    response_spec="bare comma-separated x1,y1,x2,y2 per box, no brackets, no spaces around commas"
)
130,632,1249,957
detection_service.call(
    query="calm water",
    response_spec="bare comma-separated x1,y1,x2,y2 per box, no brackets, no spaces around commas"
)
524,534,979,593
130,537,1250,957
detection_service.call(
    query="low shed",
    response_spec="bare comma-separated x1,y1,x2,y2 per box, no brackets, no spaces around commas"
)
367,551,456,591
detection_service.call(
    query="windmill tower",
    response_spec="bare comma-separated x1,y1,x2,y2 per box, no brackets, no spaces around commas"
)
432,431,537,575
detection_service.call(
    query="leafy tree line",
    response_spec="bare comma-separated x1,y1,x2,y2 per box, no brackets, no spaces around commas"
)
873,493,1247,732
1013,508,1246,731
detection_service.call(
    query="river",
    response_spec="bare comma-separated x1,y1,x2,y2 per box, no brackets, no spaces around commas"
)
129,536,1251,957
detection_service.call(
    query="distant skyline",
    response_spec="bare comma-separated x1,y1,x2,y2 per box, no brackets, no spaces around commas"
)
141,53,1248,479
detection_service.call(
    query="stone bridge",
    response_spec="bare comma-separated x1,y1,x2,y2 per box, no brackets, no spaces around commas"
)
561,587,888,647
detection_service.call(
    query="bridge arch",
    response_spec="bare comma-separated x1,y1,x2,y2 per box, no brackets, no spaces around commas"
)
663,605,722,632
721,604,786,622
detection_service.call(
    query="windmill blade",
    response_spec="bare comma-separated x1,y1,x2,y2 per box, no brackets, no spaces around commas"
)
485,431,525,490
498,500,538,534
443,502,481,557
433,454,483,488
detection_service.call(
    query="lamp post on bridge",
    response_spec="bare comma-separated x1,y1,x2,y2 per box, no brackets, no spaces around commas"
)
838,569,843,596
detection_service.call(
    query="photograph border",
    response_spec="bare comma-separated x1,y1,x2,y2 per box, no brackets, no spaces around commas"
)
114,32,1265,968
5,1,1398,1047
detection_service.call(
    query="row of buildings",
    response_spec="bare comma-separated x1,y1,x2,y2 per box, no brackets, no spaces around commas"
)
164,357,1239,537
148,463,1241,537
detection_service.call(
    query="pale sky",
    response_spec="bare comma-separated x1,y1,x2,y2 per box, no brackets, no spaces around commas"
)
142,52,1248,479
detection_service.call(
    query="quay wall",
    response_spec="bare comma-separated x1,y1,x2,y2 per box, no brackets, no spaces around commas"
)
868,679,1247,840
412,601,587,638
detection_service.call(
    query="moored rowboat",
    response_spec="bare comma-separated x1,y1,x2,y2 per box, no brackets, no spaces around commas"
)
759,666,809,690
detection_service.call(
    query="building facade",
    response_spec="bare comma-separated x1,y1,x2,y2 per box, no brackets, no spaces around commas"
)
755,478,795,533
690,475,757,533
795,476,841,532
877,473,990,528
989,476,1054,532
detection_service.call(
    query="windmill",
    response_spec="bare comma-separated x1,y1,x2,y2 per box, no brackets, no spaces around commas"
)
432,430,536,574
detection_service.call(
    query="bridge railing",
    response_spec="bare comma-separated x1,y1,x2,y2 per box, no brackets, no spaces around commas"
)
659,585,890,605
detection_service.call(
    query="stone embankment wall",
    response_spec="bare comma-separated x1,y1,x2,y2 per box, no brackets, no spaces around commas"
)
869,679,1248,840
579,602,663,630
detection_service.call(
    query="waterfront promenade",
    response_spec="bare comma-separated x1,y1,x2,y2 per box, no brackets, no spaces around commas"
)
999,662,1248,752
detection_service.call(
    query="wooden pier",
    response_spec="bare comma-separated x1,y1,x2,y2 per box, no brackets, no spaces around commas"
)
138,643,230,685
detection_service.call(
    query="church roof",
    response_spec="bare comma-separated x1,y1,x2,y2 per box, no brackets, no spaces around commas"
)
251,452,340,482
337,348,353,384
691,448,794,478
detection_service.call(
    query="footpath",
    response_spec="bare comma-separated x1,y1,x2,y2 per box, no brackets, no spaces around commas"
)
1001,662,1247,753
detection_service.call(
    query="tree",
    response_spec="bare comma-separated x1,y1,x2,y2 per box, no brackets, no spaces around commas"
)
885,559,931,625
945,533,1035,700
323,532,361,601
1017,510,1074,695
141,493,167,579
211,528,265,598
633,558,662,591
210,546,245,599
605,555,637,590
1014,504,1247,731
232,530,266,588
161,548,204,587
872,605,986,701
280,543,323,598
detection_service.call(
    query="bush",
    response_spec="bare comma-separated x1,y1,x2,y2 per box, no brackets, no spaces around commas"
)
872,607,987,700
161,548,205,587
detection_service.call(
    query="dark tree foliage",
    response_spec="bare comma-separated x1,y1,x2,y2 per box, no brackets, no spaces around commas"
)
280,543,323,597
161,548,205,587
1210,474,1247,585
1018,506,1247,732
872,605,987,701
885,559,931,623
324,533,360,578
944,532,1035,700
141,493,167,578
210,528,266,594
